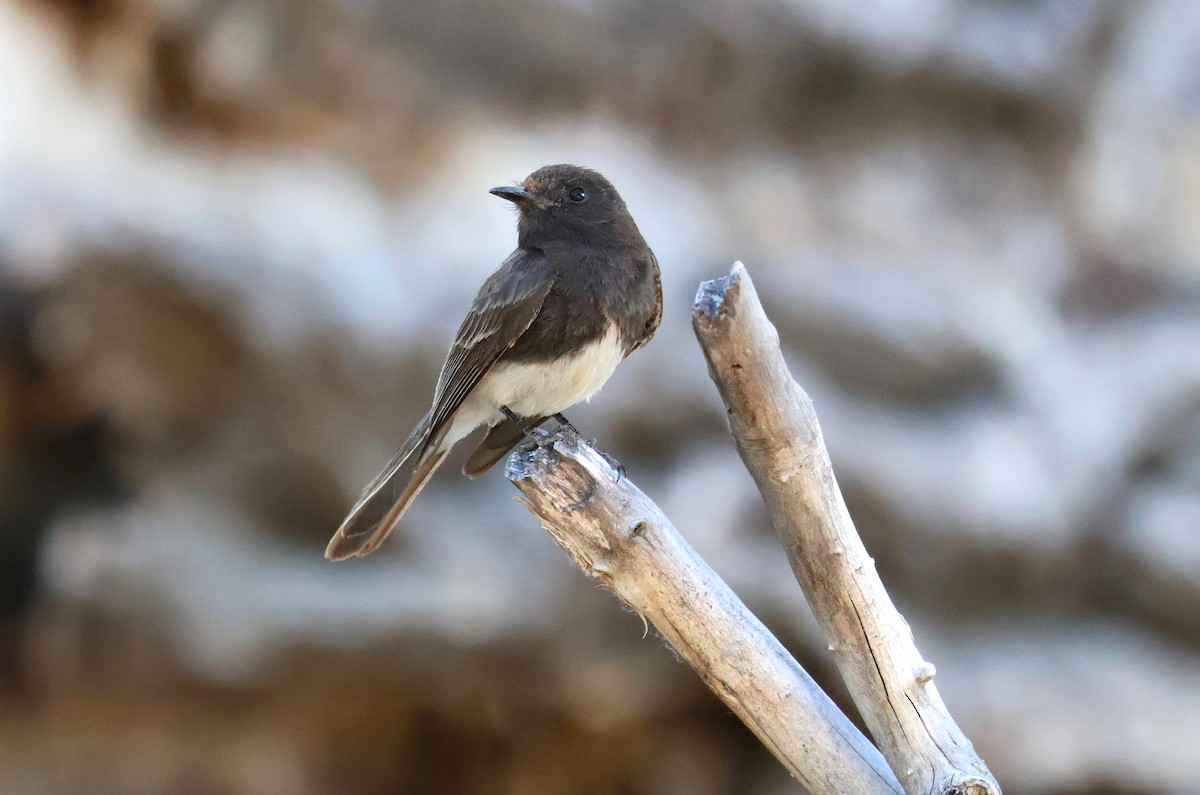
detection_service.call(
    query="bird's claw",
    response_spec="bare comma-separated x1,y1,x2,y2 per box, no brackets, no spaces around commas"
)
515,426,556,454
553,413,580,435
510,423,623,480
595,449,626,483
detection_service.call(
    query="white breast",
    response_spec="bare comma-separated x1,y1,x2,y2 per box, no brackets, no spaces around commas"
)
445,324,627,446
482,324,626,418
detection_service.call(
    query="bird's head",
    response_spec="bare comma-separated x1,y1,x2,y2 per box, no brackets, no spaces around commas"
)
490,164,642,248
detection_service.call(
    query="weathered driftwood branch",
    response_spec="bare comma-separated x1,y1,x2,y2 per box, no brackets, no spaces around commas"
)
692,263,1001,795
506,433,903,794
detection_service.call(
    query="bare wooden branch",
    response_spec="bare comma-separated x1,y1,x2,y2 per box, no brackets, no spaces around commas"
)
692,263,1002,795
506,433,903,794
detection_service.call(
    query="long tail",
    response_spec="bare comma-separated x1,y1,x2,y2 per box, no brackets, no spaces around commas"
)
325,411,448,560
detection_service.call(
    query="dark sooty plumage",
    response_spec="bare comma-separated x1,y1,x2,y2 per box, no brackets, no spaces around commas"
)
326,165,661,560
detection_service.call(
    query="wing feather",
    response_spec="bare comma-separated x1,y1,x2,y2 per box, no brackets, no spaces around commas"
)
424,248,553,447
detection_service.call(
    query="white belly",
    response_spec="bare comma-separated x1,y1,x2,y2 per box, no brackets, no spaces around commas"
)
445,324,626,446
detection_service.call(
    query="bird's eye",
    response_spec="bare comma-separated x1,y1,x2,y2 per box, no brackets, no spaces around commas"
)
568,187,588,203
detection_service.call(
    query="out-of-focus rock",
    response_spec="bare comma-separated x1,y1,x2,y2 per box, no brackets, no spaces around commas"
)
31,256,252,445
1113,481,1200,642
2,0,1200,792
1072,0,1200,278
936,620,1200,795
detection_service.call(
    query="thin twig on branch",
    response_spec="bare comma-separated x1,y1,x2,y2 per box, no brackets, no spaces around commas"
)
692,262,1002,795
506,433,903,794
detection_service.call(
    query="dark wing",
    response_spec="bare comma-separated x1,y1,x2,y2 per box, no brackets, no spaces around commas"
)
326,249,552,560
423,248,554,449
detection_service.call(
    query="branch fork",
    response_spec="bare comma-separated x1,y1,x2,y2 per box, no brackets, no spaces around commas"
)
506,263,1002,795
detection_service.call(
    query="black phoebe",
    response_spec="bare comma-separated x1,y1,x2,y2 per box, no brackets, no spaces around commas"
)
326,164,662,560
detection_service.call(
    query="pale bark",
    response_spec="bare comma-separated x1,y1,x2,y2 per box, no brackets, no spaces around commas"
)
506,435,903,794
691,262,1001,795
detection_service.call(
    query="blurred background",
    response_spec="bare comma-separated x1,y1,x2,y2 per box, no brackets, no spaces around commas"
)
1,0,1199,793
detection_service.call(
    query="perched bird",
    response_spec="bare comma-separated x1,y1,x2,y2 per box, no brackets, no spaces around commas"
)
326,164,662,560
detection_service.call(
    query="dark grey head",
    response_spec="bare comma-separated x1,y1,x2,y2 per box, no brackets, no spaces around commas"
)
490,164,644,249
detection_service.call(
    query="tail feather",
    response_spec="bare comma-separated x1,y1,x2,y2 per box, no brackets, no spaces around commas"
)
325,449,447,560
326,411,445,560
462,416,547,479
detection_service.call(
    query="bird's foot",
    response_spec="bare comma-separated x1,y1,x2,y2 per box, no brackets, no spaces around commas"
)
501,406,554,449
553,413,580,434
555,419,623,482
579,442,625,483
546,412,586,446
598,450,626,483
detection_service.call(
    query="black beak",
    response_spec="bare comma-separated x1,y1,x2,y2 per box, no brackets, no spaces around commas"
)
489,185,551,208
